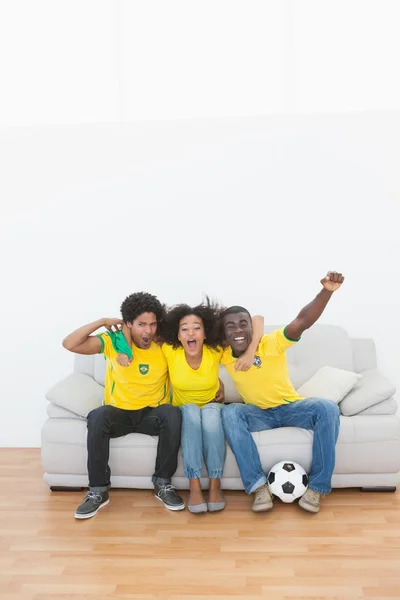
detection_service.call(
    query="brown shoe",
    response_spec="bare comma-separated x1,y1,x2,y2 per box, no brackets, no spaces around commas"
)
298,489,321,513
252,484,273,512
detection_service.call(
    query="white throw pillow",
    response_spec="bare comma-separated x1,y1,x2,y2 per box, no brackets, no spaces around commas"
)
46,372,105,418
296,366,361,404
339,369,396,416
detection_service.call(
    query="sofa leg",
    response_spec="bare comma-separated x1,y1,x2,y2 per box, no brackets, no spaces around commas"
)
50,486,84,492
361,486,396,492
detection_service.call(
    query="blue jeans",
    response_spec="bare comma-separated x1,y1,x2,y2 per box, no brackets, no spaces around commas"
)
181,403,226,479
222,398,340,495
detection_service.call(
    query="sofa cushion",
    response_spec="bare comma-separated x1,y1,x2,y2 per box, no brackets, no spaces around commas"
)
46,403,85,419
352,338,377,372
296,365,360,403
42,413,400,481
46,372,104,418
339,369,396,416
280,324,355,388
357,396,398,416
94,354,107,387
219,366,243,403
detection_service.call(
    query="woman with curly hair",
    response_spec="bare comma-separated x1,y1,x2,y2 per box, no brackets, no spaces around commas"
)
118,298,264,514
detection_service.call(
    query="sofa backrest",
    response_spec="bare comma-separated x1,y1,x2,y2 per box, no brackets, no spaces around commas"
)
73,324,377,400
271,324,355,389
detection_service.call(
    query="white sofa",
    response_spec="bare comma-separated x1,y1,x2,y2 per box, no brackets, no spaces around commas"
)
42,325,400,491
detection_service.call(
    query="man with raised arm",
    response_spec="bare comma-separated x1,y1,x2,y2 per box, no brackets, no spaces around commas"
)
221,272,344,514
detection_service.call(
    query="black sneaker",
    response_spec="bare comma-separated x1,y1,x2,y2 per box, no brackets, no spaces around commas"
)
154,483,185,511
75,491,109,519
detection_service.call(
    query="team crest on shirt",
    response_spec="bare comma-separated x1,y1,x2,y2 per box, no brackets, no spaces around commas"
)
139,364,149,375
253,355,262,368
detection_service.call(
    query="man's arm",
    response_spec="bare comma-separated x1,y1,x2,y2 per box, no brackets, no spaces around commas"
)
285,271,344,341
247,315,264,355
62,317,123,355
115,324,134,365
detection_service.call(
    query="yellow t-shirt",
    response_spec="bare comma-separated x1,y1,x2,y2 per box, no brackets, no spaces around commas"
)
162,343,223,407
221,327,303,409
98,332,169,410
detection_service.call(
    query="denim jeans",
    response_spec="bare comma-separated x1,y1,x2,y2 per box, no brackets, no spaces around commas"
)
222,398,340,495
86,404,182,492
180,403,226,479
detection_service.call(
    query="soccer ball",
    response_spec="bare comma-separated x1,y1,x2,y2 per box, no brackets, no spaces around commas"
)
267,461,308,503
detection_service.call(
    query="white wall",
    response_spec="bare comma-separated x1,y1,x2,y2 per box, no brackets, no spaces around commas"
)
1,112,399,446
1,1,399,445
1,1,400,125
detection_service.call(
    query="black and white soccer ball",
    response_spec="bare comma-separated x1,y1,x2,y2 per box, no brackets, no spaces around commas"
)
267,461,308,503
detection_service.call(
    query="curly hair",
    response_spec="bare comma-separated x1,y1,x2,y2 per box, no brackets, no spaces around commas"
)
120,292,165,325
163,297,224,349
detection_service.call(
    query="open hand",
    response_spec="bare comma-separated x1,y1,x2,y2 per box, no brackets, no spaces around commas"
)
321,271,345,292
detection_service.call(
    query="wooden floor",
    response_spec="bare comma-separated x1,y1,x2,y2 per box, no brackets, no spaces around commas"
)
1,450,400,600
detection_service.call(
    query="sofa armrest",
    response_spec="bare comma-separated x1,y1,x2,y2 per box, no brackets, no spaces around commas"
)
45,372,104,418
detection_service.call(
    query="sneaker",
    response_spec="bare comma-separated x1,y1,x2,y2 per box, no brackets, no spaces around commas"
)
75,490,109,519
252,484,273,512
154,483,185,511
298,489,321,513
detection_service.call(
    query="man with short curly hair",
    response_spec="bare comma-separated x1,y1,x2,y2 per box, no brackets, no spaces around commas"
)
63,292,185,518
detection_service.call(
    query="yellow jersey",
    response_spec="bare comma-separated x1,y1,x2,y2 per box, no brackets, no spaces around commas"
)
97,332,169,410
221,328,302,409
162,343,223,407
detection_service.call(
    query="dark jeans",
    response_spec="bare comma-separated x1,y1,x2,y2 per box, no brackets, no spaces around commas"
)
86,403,182,491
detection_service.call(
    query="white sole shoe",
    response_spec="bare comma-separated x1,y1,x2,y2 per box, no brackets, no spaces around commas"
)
155,495,185,511
75,498,110,519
